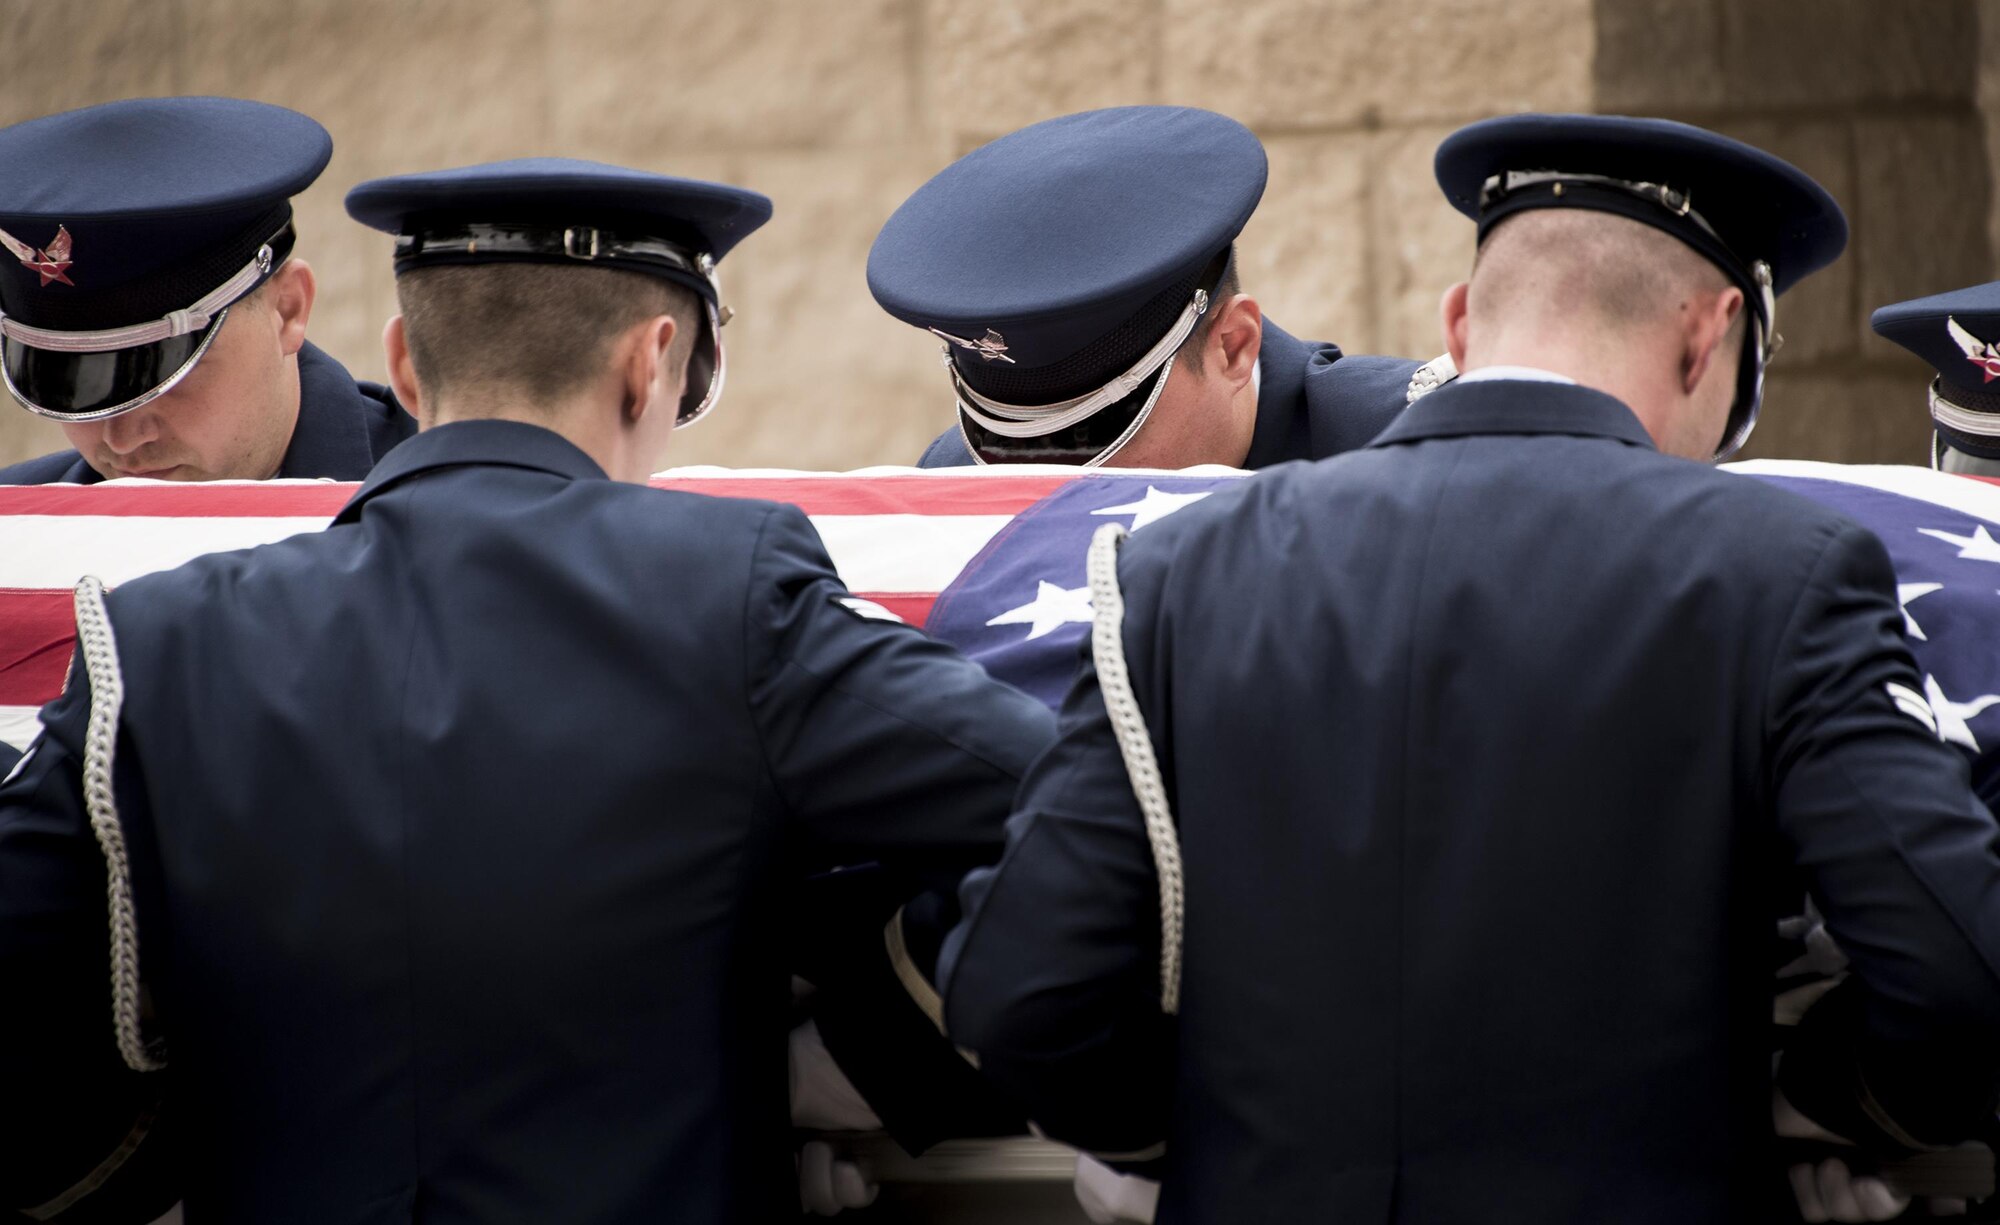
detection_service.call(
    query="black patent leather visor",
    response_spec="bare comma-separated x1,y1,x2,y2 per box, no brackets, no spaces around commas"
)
2,315,223,422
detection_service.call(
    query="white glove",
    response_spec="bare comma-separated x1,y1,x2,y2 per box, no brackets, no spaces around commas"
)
798,1139,879,1216
1785,1156,1915,1223
789,1018,883,1132
1775,1090,1912,1223
1074,1153,1160,1224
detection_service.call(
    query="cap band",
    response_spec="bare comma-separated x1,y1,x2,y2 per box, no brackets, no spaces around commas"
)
952,288,1210,439
1931,378,2000,442
0,223,290,354
394,222,723,306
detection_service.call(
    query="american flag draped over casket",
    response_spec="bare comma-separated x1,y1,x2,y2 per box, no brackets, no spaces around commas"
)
5,461,2000,806
7,459,2000,1206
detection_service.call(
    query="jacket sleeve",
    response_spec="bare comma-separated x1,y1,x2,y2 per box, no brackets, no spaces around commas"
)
1768,521,2000,1150
938,559,1177,1159
915,427,974,469
0,655,180,1222
744,503,1057,1152
745,502,1055,869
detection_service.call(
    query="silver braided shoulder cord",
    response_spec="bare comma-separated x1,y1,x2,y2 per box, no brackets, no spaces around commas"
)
1405,353,1458,404
1085,524,1186,1015
72,576,165,1073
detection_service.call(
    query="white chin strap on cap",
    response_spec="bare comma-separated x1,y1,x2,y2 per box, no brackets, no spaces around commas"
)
948,288,1211,442
673,251,730,430
0,242,276,354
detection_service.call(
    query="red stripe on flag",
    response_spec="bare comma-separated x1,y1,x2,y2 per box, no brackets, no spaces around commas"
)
869,594,937,628
0,474,1073,519
0,483,357,518
651,475,1072,516
0,590,76,705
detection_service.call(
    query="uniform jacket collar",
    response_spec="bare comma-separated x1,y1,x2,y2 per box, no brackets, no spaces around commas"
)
278,342,414,480
1369,377,1658,451
1243,318,1323,468
335,419,609,525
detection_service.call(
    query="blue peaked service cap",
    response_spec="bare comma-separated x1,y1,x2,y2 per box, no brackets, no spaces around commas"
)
868,106,1268,465
1435,113,1848,459
0,96,332,422
346,157,773,429
1873,283,2000,462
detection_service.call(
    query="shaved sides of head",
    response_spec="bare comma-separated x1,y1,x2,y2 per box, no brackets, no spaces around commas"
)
1469,210,1735,339
398,264,699,407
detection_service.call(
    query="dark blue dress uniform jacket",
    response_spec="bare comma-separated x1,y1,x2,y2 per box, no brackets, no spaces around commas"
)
0,420,1055,1224
0,341,415,485
914,321,1418,467
940,379,2000,1225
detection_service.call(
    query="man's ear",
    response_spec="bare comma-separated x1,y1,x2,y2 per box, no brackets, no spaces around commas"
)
1681,285,1745,395
382,315,426,425
622,314,679,425
1208,293,1262,385
1441,282,1472,369
267,259,316,357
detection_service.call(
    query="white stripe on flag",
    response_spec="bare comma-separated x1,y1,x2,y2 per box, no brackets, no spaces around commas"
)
1726,460,2000,525
0,513,1012,595
0,516,331,587
809,515,1012,593
1,705,42,752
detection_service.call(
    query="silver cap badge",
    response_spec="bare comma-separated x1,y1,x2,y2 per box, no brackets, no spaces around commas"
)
928,326,1015,364
0,223,74,287
1947,316,2000,384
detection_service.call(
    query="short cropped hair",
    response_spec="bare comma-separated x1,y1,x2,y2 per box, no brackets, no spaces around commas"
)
1468,210,1748,367
396,263,701,404
1470,210,1732,328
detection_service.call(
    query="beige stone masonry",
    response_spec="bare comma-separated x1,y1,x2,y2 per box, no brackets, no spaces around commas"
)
0,0,1989,470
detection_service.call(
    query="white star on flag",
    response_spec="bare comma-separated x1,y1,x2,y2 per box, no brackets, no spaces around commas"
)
1092,485,1213,531
1897,582,1943,640
985,580,1094,640
1918,523,2000,563
1924,673,2000,751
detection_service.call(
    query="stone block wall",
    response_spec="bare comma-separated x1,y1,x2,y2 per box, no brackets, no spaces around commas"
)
0,0,1986,470
1598,0,1992,464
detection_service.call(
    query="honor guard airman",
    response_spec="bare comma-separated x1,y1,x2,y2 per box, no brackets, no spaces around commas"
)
940,114,2000,1225
869,106,1418,469
0,97,414,485
0,157,1054,1224
1872,283,2000,476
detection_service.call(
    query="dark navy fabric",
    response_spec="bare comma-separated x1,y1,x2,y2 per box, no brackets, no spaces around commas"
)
1874,283,2000,385
1435,114,1847,297
927,474,1242,706
941,378,2000,1224
869,106,1265,373
0,342,413,485
1873,281,2000,425
914,320,1416,469
915,424,973,468
345,158,772,267
0,97,329,331
0,419,1054,1223
1754,472,2000,806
